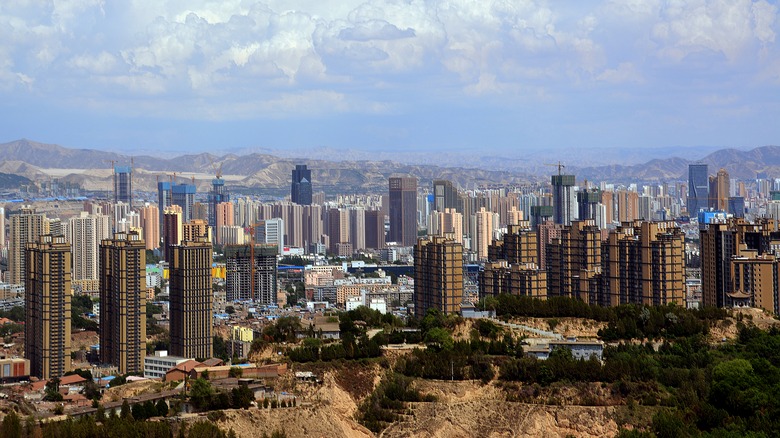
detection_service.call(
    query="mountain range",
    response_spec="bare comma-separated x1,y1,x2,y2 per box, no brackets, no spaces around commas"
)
0,139,777,195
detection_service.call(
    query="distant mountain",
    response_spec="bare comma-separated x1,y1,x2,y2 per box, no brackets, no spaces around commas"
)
1,139,777,193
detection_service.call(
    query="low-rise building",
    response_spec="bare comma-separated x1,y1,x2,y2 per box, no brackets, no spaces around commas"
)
143,351,192,379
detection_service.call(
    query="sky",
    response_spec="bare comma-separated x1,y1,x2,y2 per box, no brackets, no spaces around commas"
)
0,0,778,162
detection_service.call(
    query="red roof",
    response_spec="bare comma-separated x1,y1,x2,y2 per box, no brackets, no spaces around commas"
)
59,374,87,386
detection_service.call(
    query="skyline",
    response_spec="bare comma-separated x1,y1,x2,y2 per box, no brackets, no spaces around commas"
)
0,1,778,159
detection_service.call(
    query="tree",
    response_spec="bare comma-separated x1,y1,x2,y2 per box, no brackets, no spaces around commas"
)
231,385,254,409
155,399,169,417
424,327,454,350
189,378,215,409
131,402,144,420
0,411,21,438
225,306,235,315
120,400,131,419
44,378,63,401
228,367,243,378
83,379,101,401
188,421,226,438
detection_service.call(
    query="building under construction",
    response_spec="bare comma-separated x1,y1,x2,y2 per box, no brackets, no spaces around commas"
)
225,244,278,304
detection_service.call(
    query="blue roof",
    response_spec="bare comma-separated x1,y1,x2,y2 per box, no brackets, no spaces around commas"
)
115,166,132,173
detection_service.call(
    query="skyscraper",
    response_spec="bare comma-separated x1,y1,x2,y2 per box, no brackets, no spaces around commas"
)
687,163,709,215
172,183,197,222
225,244,278,304
365,210,385,250
157,181,172,237
99,232,146,374
208,177,229,228
162,206,183,262
389,177,418,246
169,237,213,359
138,203,159,251
709,168,730,211
414,235,463,318
9,207,49,285
215,202,234,245
114,165,133,205
68,212,111,293
25,234,71,379
291,165,312,205
551,171,576,226
255,218,284,254
433,180,459,212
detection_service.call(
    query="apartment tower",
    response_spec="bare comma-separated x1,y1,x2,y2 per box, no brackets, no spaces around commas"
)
169,237,213,359
9,207,49,285
25,235,71,379
414,235,463,318
99,231,147,374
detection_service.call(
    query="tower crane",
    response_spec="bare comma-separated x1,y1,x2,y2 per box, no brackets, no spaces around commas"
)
544,161,566,175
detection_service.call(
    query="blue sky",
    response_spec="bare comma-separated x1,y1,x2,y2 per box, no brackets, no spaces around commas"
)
0,1,778,162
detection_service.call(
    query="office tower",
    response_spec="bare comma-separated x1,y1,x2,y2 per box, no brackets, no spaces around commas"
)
551,170,575,225
601,221,685,307
138,204,159,251
163,206,183,262
577,189,601,222
473,207,496,260
172,183,196,222
255,218,284,254
225,244,277,304
208,176,229,227
215,202,234,244
414,235,463,318
547,219,602,301
291,164,312,205
157,181,172,237
68,212,111,293
349,208,366,251
183,219,210,243
9,207,49,285
365,210,385,250
709,168,730,211
169,237,213,359
687,163,709,215
25,235,71,379
99,232,146,374
114,165,132,205
728,197,745,218
389,177,418,246
433,180,458,212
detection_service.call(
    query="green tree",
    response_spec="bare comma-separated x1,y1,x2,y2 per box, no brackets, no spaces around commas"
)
0,411,21,438
228,367,243,378
156,399,169,417
188,421,226,438
44,378,63,401
189,378,215,409
120,400,131,419
424,327,454,350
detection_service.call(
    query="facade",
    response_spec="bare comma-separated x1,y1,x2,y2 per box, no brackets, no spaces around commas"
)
388,177,418,246
169,237,213,359
157,181,172,237
172,183,197,222
183,219,210,242
9,207,49,285
25,235,71,379
215,202,234,244
138,204,159,251
143,351,191,380
208,178,229,228
255,218,284,253
433,180,459,212
709,168,730,211
69,212,110,293
687,163,709,215
224,244,278,304
414,235,463,318
114,165,132,205
291,164,312,205
547,219,602,301
162,206,183,262
551,173,575,226
99,231,147,374
365,210,385,250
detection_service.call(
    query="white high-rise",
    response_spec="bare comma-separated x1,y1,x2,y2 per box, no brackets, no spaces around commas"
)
68,212,111,293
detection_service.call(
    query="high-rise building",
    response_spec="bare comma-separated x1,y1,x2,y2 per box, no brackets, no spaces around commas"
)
215,202,234,244
162,206,183,262
0,207,5,250
255,218,284,254
138,203,159,251
429,208,463,244
169,237,213,359
25,235,71,379
349,208,366,251
687,163,709,215
617,190,639,222
114,165,133,205
709,168,730,211
172,183,197,222
225,244,277,304
577,189,601,222
291,165,312,205
209,177,229,228
473,207,495,260
327,208,350,254
547,219,602,301
68,212,110,293
551,172,576,226
183,219,210,243
9,207,49,285
414,235,463,318
365,210,385,250
99,232,146,374
389,177,418,246
157,181,172,238
433,180,459,212
601,221,685,307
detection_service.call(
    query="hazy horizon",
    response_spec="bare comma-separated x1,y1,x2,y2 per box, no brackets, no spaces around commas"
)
0,1,778,156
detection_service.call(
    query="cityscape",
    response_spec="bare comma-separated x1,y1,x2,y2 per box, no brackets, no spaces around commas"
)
1,1,780,437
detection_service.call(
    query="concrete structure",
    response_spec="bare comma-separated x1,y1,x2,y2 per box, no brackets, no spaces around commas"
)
9,207,49,285
100,231,147,374
169,237,213,359
709,168,730,211
143,351,191,380
551,172,575,226
215,202,234,244
547,219,602,301
162,206,183,262
0,357,30,382
25,234,71,379
172,183,196,222
291,164,312,205
389,177,418,246
114,165,132,205
69,212,110,293
209,177,229,228
225,244,277,304
138,203,159,250
433,180,459,213
414,235,463,318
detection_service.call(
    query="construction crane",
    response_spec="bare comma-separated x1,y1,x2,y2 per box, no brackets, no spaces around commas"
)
207,155,223,179
544,161,566,175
